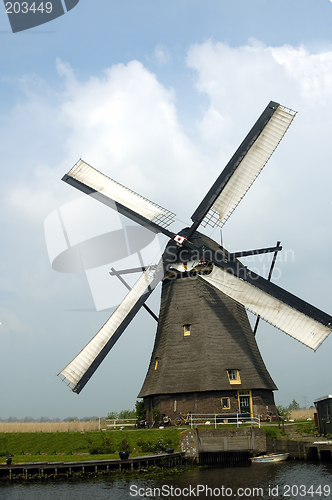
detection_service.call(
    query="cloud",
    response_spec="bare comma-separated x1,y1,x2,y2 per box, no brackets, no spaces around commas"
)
2,39,332,414
186,40,332,256
152,44,171,65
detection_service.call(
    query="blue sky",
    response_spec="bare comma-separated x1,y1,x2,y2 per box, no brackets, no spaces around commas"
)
1,0,332,419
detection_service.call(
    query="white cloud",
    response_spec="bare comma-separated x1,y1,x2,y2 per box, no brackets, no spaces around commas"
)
2,39,332,414
271,44,332,102
152,44,171,65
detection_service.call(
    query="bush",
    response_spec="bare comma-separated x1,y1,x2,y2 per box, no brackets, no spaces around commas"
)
295,422,317,434
89,436,115,454
120,438,131,452
137,437,172,453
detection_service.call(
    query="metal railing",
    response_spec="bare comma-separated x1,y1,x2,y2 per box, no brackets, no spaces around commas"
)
184,413,261,428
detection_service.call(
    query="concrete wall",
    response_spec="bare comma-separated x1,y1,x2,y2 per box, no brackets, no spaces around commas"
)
180,427,267,459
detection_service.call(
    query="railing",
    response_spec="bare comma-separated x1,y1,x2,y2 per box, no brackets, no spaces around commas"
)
184,413,261,428
105,418,136,429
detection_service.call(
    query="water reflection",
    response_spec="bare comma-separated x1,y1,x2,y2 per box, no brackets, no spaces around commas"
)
1,461,332,499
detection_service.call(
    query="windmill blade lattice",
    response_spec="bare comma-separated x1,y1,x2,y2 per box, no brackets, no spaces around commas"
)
199,264,332,351
190,102,296,231
58,259,164,393
63,159,176,237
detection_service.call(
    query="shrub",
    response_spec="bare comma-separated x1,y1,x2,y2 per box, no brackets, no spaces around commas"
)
295,422,317,434
120,438,131,452
89,436,115,454
137,437,172,453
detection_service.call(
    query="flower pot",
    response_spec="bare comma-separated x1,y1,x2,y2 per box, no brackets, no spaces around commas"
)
166,448,174,454
119,451,130,460
6,457,12,466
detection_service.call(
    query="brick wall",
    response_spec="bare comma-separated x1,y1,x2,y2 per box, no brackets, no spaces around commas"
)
143,389,278,423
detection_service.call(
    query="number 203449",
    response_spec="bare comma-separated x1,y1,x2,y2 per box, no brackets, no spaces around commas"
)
5,2,53,14
282,484,330,497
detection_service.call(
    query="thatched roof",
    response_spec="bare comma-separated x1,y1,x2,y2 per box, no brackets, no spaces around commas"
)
138,273,277,398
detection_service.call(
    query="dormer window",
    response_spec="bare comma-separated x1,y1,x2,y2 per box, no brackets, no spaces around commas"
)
227,369,241,384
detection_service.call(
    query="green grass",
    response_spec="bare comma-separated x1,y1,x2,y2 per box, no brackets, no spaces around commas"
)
0,428,182,463
295,421,317,434
261,426,287,439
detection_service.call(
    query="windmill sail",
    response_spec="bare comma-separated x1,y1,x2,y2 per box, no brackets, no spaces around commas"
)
191,102,296,229
62,159,175,236
200,266,332,350
58,260,163,393
56,100,331,405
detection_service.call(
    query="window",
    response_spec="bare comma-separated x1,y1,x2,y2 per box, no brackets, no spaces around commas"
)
183,324,191,336
227,369,241,384
221,397,230,409
154,357,159,370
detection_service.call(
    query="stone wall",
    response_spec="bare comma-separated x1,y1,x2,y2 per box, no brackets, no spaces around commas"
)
180,427,267,459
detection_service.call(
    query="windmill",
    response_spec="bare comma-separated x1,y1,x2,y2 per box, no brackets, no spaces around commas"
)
58,101,332,419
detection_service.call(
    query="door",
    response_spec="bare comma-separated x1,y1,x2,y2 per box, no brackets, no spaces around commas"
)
238,390,252,415
239,396,250,414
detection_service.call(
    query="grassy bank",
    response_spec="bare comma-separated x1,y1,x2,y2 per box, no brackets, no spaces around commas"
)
0,427,183,464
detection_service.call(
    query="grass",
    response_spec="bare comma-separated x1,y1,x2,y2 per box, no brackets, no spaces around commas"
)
0,428,183,464
261,426,287,439
294,421,317,434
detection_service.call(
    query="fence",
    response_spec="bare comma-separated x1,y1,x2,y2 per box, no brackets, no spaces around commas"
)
186,413,261,428
105,419,136,429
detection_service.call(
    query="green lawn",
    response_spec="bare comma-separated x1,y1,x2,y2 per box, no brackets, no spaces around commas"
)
0,428,183,464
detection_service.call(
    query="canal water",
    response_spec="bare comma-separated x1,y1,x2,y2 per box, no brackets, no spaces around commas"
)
0,461,331,499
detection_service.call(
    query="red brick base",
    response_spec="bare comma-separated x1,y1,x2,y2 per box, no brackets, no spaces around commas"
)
142,389,278,424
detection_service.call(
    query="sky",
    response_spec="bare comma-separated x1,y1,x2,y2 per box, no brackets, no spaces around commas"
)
1,0,332,419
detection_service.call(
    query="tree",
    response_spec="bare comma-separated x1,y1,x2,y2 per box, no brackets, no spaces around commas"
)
118,409,136,419
135,400,146,421
107,411,118,419
287,399,300,411
276,405,290,420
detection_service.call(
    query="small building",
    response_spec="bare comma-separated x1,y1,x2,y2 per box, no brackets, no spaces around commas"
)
314,395,332,435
